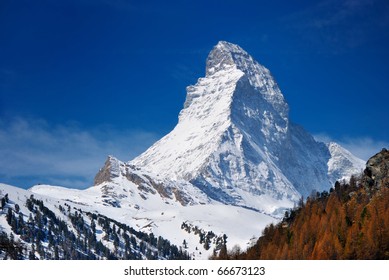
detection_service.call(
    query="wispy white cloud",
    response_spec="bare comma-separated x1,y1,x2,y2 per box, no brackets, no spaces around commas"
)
281,0,389,53
314,133,389,161
2,117,385,189
312,133,334,145
338,137,389,162
0,117,159,189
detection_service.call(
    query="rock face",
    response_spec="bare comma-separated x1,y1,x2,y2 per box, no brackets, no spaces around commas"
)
129,41,365,214
94,156,120,185
364,148,389,189
95,156,209,207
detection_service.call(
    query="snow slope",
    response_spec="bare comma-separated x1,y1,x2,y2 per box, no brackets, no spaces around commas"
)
1,180,276,260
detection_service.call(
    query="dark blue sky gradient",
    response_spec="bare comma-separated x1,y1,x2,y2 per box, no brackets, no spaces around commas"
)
1,0,388,188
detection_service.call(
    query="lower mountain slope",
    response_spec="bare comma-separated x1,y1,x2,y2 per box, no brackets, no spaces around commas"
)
0,157,277,260
0,183,192,260
214,149,389,260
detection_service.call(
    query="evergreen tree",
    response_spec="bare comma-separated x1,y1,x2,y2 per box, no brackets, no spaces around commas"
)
6,207,13,225
1,197,5,210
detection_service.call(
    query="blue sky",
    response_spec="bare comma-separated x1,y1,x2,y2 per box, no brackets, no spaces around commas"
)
1,0,388,189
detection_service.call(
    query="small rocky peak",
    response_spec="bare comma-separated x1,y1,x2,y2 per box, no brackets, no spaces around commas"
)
205,41,288,117
94,156,121,185
363,148,389,189
205,41,249,76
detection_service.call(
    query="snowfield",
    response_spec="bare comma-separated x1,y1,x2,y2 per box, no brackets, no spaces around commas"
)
1,182,276,259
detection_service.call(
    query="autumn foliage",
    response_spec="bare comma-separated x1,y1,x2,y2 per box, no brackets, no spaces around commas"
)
216,175,389,260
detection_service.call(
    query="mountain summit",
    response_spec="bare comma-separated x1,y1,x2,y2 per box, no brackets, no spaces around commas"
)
205,41,288,118
131,41,364,214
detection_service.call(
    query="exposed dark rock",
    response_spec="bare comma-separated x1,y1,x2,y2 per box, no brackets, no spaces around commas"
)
363,148,389,189
94,156,196,206
94,156,120,185
173,189,192,206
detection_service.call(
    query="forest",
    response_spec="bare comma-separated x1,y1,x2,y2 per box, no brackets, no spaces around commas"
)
0,194,190,260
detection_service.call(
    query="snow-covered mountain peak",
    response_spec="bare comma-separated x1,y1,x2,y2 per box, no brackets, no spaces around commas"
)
94,155,121,185
131,41,364,214
205,41,247,76
327,142,365,183
206,41,288,119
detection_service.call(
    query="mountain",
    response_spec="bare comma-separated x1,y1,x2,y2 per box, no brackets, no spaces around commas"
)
215,148,389,260
131,41,364,213
0,183,191,260
1,179,275,260
0,41,365,260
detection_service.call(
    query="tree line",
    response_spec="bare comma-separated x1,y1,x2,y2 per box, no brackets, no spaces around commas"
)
214,174,389,259
1,194,190,260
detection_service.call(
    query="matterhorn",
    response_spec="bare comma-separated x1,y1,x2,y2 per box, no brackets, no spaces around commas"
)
131,41,364,214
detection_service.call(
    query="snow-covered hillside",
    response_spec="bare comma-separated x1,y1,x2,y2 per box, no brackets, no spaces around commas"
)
1,182,276,260
30,158,278,258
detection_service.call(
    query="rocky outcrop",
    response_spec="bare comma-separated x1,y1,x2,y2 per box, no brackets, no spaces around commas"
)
125,167,197,206
94,156,121,185
94,156,199,206
363,148,389,189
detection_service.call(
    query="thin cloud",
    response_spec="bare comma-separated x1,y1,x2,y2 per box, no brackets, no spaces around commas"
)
0,117,159,189
310,0,373,28
312,133,334,144
338,137,389,161
314,133,389,161
281,0,389,53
